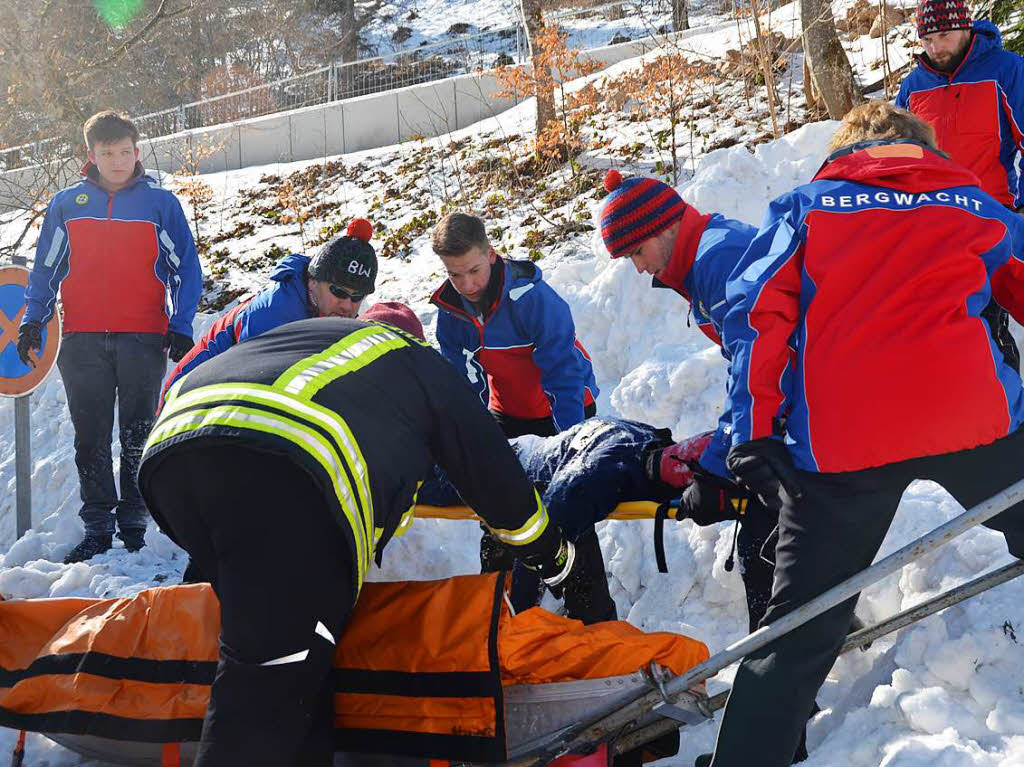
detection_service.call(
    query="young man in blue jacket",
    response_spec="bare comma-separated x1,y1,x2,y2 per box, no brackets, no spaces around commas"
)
896,0,1024,369
430,212,599,439
707,103,1024,767
430,212,600,574
164,219,377,395
16,111,202,563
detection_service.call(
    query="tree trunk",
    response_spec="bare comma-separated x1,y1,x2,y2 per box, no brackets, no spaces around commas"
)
520,0,557,140
803,56,824,113
673,0,689,31
801,0,862,118
339,0,357,63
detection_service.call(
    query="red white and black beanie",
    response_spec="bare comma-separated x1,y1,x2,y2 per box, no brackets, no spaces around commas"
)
917,0,972,37
600,170,688,258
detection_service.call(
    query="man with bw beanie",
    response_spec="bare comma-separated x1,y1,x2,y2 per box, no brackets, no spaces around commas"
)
164,218,378,395
897,0,1024,370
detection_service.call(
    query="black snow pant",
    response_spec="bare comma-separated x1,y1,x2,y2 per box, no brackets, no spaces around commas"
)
733,499,779,633
143,445,355,767
709,427,1024,767
57,332,166,537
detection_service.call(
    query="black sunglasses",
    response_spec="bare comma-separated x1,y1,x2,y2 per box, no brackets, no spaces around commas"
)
328,284,367,303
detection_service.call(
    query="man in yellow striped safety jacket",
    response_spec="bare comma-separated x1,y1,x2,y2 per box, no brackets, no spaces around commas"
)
138,311,578,767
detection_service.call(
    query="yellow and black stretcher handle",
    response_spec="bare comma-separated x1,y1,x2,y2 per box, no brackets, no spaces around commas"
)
413,498,684,573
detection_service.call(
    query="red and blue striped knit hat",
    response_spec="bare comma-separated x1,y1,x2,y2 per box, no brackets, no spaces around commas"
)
600,170,689,258
917,0,971,36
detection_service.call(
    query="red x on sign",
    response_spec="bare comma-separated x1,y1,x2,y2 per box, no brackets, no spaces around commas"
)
0,265,61,396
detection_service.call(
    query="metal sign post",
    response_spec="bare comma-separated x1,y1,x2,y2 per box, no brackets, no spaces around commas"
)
1,260,62,539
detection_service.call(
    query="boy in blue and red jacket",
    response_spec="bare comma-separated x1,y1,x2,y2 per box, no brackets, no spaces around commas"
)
430,211,598,572
707,103,1024,767
17,111,202,564
896,0,1024,369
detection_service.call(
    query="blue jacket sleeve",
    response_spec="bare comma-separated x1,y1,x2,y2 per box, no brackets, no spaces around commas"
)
998,55,1024,209
236,284,311,343
723,195,804,446
22,194,71,328
159,195,202,337
517,282,586,431
894,76,911,110
436,313,489,409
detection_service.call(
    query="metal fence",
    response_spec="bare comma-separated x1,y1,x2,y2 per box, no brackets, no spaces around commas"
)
0,1,671,171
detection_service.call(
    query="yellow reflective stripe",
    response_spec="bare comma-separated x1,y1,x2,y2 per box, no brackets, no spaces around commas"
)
155,383,374,539
275,326,408,399
147,404,370,587
162,373,189,409
488,490,549,546
367,320,431,348
391,480,423,539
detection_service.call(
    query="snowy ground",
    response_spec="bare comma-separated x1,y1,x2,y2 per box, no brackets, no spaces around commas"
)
5,4,1024,766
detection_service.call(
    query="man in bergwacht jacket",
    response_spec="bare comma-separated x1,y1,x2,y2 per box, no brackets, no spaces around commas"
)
706,102,1024,767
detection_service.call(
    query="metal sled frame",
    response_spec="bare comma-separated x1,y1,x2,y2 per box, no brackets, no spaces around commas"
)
495,478,1024,766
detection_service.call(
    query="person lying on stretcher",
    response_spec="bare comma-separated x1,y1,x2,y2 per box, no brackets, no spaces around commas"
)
418,416,777,629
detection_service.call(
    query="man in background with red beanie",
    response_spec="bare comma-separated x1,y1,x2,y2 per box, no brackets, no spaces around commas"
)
601,171,817,765
164,218,378,396
897,0,1024,370
599,171,779,627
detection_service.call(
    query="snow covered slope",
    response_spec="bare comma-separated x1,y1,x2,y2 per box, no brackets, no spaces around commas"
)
4,5,1024,766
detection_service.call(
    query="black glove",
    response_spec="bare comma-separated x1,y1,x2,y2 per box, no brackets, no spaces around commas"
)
677,474,752,527
519,526,578,599
17,323,42,367
163,331,194,362
727,437,802,511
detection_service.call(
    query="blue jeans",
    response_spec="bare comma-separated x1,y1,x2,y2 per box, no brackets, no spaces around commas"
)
57,332,166,536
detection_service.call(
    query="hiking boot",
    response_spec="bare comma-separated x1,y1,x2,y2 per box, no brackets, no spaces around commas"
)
63,534,112,564
118,529,146,553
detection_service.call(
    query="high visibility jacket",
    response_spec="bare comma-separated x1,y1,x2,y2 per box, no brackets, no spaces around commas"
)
651,207,758,478
431,257,598,430
896,21,1024,208
723,140,1024,473
22,163,202,335
163,254,312,397
139,317,550,595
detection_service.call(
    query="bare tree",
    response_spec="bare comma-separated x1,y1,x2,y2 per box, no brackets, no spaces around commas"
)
520,0,558,139
673,0,689,32
801,0,863,118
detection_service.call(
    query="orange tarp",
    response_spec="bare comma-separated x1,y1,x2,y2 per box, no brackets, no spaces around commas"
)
0,573,708,758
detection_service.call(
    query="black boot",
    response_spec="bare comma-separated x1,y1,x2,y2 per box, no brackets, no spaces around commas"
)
118,528,146,552
564,529,617,625
64,534,113,564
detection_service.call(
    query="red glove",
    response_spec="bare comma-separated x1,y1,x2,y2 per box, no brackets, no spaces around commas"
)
656,431,714,489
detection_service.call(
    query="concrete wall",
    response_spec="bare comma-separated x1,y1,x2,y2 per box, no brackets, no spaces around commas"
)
0,24,729,212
